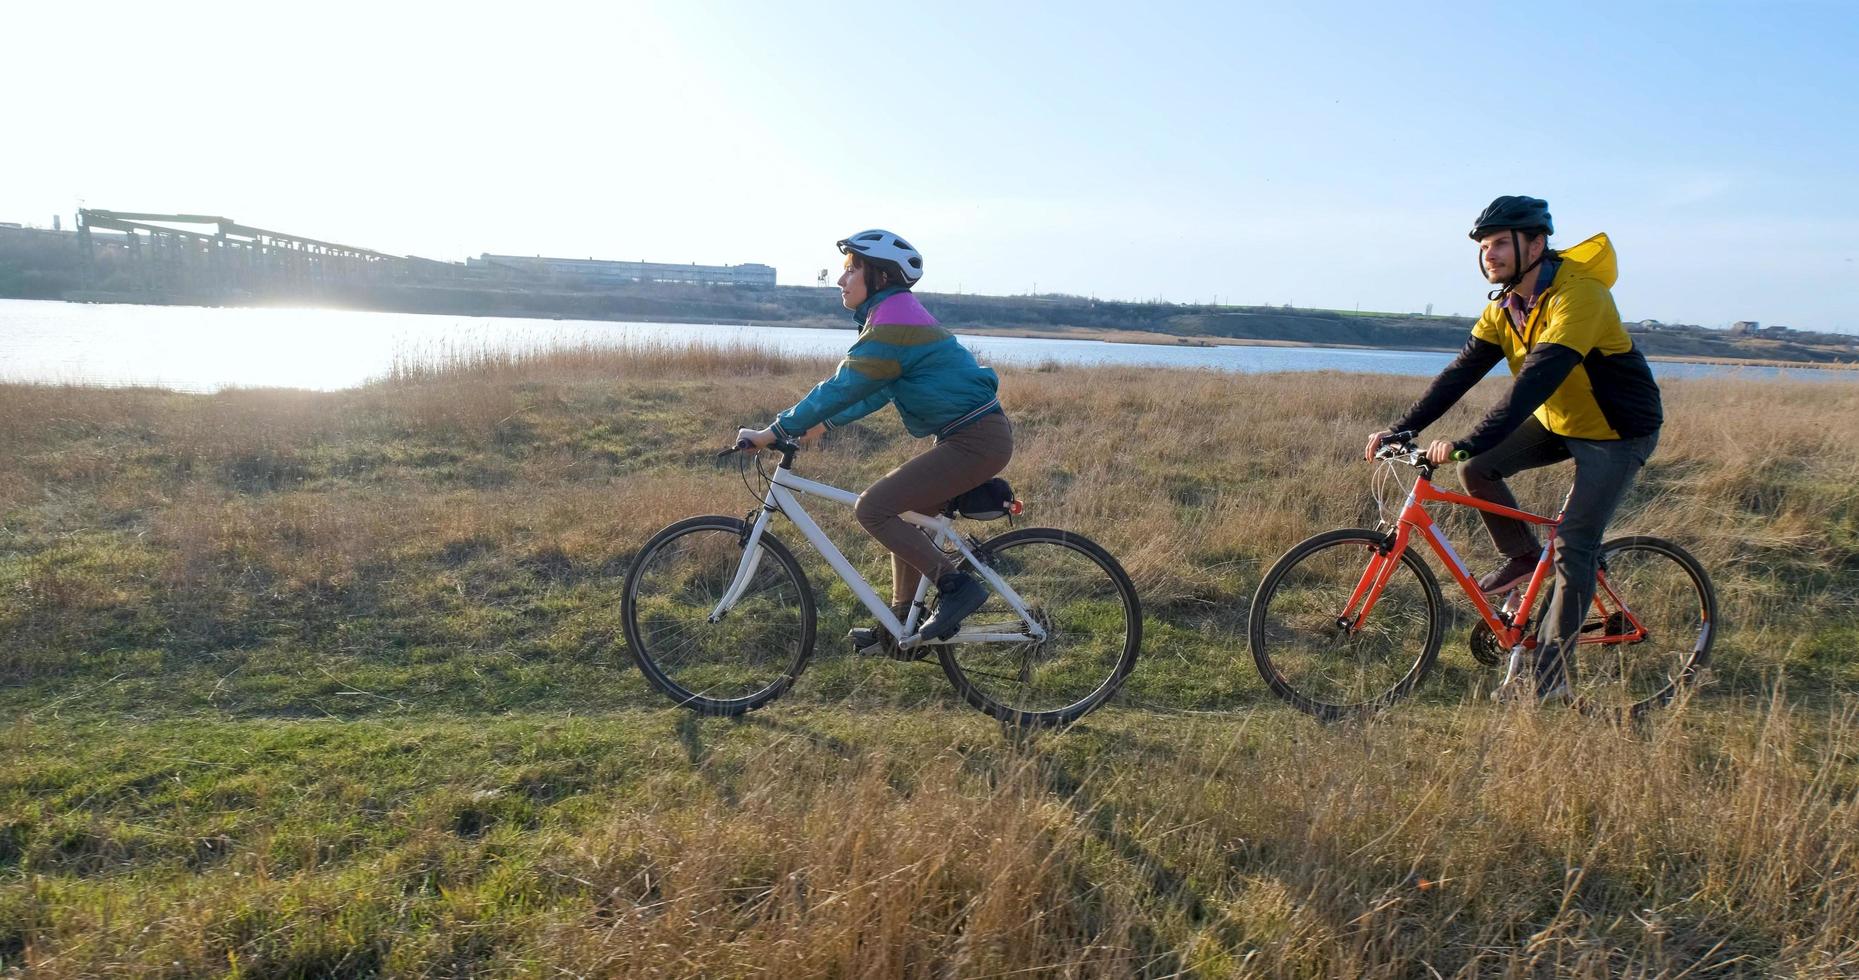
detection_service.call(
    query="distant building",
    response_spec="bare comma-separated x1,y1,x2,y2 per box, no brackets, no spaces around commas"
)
1730,320,1759,335
467,253,776,286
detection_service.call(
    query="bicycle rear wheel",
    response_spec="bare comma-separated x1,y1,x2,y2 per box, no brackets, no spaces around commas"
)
937,527,1142,727
1571,535,1717,717
1249,528,1444,720
621,516,816,716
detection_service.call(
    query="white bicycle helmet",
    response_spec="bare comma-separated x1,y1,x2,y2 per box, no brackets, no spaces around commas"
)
835,229,924,285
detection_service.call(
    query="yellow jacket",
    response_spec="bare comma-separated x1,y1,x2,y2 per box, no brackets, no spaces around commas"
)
1470,233,1660,441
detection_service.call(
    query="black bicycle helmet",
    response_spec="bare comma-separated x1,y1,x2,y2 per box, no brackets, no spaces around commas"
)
1469,195,1553,240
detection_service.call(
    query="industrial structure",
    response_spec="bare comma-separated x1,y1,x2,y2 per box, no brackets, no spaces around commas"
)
467,254,777,287
55,209,775,297
73,210,414,295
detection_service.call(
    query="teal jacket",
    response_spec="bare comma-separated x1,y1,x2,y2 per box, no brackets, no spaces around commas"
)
771,289,1002,440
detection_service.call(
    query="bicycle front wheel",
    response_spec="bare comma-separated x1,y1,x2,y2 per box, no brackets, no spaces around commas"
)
938,527,1142,727
1249,528,1443,721
1573,535,1717,717
621,516,816,716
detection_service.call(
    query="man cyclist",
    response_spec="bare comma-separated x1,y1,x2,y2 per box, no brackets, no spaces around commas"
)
1364,195,1663,702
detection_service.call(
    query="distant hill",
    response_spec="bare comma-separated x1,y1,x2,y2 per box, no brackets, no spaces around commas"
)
3,224,1854,365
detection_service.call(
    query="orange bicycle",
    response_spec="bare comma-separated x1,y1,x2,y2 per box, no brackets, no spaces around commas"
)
1248,433,1716,720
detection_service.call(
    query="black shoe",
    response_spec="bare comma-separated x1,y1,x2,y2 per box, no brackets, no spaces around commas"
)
918,573,989,642
1476,553,1538,595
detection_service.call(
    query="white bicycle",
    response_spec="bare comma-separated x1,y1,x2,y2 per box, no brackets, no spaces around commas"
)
621,439,1142,726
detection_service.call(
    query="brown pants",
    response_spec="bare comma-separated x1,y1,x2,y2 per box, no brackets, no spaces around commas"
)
854,411,1013,605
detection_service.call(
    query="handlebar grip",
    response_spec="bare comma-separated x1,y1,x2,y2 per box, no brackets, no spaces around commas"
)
1451,449,1470,462
717,438,798,459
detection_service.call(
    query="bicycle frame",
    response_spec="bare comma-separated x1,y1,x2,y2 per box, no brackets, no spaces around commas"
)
1345,469,1650,654
709,462,1048,652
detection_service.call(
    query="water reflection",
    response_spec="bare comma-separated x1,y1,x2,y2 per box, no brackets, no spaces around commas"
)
0,298,1849,392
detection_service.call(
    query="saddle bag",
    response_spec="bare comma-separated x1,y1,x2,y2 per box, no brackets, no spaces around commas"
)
945,477,1020,521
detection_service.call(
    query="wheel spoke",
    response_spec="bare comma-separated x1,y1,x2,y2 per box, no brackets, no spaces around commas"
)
1569,539,1714,715
939,530,1140,725
623,519,815,714
1250,531,1440,719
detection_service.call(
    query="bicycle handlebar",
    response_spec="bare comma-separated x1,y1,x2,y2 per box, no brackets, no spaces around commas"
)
717,438,802,465
1374,433,1433,472
1373,432,1469,469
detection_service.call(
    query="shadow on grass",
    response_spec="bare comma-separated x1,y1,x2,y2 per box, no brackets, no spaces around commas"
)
940,729,1247,972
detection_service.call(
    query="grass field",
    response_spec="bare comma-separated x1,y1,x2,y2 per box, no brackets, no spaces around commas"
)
3,342,1858,976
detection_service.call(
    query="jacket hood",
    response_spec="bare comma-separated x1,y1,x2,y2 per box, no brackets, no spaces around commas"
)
1553,232,1616,289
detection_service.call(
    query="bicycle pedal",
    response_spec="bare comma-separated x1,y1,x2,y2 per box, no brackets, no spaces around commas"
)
866,643,929,662
849,634,927,661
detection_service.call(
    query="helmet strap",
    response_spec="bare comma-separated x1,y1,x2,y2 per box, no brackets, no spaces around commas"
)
1486,229,1546,302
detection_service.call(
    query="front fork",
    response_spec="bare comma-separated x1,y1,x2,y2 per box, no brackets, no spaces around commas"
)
1340,524,1410,632
708,506,774,623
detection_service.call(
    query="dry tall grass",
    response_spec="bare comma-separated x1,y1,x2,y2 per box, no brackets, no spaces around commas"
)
3,342,1853,699
3,342,1859,976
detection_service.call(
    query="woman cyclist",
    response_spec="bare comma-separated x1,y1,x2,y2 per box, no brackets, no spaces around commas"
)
735,230,1012,652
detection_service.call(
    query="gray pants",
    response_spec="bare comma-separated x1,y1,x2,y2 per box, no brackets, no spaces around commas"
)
1458,417,1659,683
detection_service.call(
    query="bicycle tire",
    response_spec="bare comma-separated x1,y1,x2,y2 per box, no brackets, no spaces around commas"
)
1249,528,1444,721
936,527,1142,727
1573,535,1718,717
621,515,816,716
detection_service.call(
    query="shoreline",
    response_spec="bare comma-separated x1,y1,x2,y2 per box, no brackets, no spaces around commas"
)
623,314,1859,368
896,321,1859,369
13,294,1859,373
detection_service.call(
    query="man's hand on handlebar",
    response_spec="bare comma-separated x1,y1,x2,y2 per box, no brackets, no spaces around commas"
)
1365,428,1415,461
1366,429,1469,469
1364,429,1396,461
1426,440,1463,466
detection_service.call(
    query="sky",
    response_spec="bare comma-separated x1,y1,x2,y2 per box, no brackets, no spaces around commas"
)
3,0,1855,331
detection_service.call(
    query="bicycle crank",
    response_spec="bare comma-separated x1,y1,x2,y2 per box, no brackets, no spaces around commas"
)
1468,620,1505,667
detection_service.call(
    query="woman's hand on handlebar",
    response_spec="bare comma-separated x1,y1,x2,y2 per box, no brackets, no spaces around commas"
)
1426,440,1461,466
735,427,777,453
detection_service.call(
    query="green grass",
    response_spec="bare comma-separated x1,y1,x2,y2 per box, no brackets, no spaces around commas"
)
3,347,1859,975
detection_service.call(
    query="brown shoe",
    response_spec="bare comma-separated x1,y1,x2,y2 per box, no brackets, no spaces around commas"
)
1476,554,1538,595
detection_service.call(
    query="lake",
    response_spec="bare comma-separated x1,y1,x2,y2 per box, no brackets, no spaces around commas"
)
0,298,1849,391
